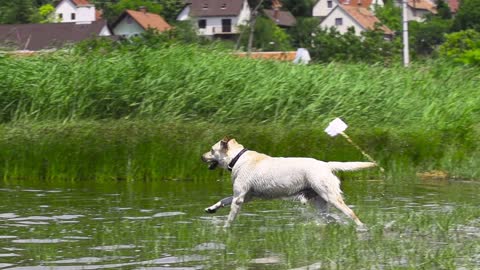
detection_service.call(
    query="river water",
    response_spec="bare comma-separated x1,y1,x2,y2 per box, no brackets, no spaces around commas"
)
0,178,479,269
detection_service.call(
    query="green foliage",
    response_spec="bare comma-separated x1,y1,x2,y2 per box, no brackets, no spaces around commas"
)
439,29,480,65
436,0,452,20
281,0,316,17
109,0,163,21
0,0,36,24
308,27,401,63
452,0,480,31
410,18,452,56
30,3,56,23
0,44,478,132
238,16,293,51
374,2,402,32
288,17,321,48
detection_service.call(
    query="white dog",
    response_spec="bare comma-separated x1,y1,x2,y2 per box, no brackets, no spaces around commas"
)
201,137,376,228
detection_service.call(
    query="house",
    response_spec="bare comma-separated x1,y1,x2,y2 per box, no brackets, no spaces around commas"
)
394,0,437,22
176,0,251,38
112,8,172,38
0,20,111,51
320,4,393,36
262,0,296,28
54,0,102,23
313,0,384,19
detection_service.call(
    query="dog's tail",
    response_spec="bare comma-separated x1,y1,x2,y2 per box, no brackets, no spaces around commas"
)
327,162,376,172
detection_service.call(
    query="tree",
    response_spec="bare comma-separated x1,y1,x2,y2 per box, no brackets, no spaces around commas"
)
452,0,480,32
288,17,321,48
375,3,402,32
409,18,452,56
439,29,480,65
0,0,36,24
30,4,56,23
436,0,452,20
107,0,163,22
281,0,316,17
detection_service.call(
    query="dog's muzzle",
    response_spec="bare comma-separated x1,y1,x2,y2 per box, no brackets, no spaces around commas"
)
201,155,218,170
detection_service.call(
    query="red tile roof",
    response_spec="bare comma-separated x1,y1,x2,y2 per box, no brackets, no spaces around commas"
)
95,9,103,20
407,0,437,13
341,5,393,34
447,0,459,13
339,0,373,9
71,0,92,6
118,10,172,32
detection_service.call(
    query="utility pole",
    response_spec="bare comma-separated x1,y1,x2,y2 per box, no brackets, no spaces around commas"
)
247,0,264,56
402,0,410,67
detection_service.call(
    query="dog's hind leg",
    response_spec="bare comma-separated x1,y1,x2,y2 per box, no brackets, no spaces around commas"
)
205,196,233,213
309,174,364,227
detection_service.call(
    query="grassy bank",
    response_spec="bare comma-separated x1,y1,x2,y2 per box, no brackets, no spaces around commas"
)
0,121,478,181
0,44,479,132
0,44,479,181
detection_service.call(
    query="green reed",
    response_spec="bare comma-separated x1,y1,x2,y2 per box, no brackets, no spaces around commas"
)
0,120,477,181
0,44,478,132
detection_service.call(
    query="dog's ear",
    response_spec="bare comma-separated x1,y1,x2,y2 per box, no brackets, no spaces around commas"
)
221,136,231,150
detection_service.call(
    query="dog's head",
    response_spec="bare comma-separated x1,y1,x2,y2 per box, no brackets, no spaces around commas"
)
201,136,241,170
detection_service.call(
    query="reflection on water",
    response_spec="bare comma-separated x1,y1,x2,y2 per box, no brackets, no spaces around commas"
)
0,179,479,269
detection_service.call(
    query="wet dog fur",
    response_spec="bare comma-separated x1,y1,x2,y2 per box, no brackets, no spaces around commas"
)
201,137,376,228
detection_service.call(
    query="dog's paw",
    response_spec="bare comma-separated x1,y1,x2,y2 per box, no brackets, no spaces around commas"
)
205,207,217,214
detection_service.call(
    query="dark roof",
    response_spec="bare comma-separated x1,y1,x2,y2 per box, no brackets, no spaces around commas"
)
0,20,109,51
188,0,245,17
263,9,296,27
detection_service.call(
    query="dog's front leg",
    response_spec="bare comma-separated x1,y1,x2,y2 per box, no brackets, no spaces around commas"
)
205,196,233,213
224,192,247,228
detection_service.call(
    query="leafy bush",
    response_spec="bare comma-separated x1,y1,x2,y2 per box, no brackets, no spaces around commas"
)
439,29,480,65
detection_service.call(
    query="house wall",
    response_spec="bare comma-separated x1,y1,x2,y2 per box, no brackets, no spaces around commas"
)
113,16,145,37
195,16,240,35
313,0,338,17
176,5,190,21
55,0,96,23
407,7,430,22
177,0,250,36
320,7,364,35
99,25,112,36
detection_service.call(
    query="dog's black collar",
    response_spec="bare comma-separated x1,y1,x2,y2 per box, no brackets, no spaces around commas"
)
228,148,248,171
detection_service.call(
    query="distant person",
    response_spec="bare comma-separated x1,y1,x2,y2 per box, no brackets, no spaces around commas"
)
293,48,311,65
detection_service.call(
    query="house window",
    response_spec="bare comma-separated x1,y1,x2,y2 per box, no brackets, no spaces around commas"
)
198,19,206,29
127,16,133,24
71,13,76,20
221,19,231,33
58,13,63,20
328,1,333,7
335,18,343,25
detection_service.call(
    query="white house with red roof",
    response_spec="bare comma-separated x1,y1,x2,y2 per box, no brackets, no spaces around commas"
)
55,0,102,23
319,2,392,37
394,0,437,22
313,0,384,18
176,0,251,37
112,7,172,38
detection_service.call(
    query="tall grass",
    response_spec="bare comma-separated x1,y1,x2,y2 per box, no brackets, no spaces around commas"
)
0,44,478,132
0,44,478,180
0,120,477,181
